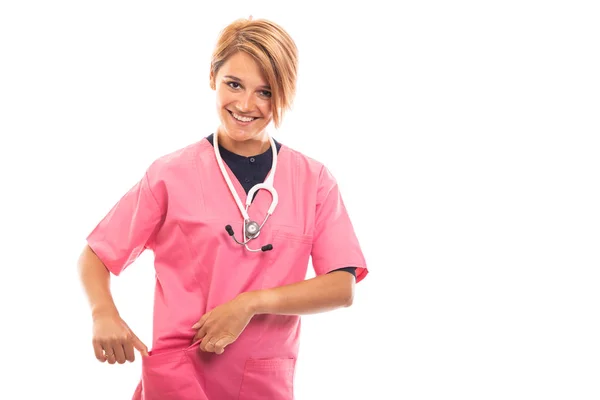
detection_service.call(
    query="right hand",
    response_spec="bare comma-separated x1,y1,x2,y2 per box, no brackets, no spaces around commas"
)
92,312,148,364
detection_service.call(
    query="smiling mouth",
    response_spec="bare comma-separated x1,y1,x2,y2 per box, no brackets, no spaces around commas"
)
228,110,258,123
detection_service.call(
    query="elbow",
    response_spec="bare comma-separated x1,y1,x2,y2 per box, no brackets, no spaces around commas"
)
326,270,356,308
344,295,353,308
343,283,355,307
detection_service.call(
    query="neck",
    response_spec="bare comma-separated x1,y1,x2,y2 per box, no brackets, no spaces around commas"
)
216,128,271,157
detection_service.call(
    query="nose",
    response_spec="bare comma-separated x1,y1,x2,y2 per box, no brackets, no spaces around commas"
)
235,92,255,114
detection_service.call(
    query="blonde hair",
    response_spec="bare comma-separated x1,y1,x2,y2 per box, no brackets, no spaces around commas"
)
210,18,298,129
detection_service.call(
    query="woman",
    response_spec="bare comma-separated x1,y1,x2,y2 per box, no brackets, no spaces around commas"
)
78,17,368,400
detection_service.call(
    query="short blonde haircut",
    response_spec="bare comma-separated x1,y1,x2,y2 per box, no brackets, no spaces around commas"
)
210,18,298,129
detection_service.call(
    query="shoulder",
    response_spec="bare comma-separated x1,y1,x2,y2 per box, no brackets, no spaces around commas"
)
282,145,337,187
145,139,210,180
281,144,330,180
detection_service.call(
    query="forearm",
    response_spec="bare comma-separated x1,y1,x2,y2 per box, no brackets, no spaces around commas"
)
77,245,119,320
246,271,355,316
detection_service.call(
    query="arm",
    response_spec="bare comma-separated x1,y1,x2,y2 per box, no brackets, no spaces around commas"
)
78,244,149,361
244,270,355,316
77,244,119,319
79,169,161,362
191,270,355,351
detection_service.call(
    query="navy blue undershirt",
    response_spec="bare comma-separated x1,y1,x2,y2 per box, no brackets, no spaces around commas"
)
206,134,356,278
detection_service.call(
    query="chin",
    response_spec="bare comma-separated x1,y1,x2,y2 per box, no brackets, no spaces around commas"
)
221,118,268,142
222,126,255,141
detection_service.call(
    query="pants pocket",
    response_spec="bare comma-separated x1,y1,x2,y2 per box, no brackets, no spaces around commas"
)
141,341,207,400
238,358,296,400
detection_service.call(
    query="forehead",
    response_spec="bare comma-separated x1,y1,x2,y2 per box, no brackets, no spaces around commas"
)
217,52,268,86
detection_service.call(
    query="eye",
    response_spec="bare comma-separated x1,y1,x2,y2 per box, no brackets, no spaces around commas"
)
227,81,241,89
260,90,272,98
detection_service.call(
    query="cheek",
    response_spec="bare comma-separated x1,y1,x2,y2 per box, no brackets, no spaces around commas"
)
215,88,233,110
259,101,273,118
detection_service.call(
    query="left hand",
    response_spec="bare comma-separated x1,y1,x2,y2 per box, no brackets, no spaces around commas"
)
191,293,256,354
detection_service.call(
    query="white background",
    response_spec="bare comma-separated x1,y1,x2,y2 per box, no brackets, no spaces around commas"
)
1,1,599,399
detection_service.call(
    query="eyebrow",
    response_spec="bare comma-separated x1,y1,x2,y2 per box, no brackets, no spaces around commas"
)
224,75,271,90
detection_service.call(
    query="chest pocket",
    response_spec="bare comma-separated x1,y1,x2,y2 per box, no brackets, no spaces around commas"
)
261,226,313,289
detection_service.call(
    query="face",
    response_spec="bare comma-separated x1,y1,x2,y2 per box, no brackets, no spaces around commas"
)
212,51,273,149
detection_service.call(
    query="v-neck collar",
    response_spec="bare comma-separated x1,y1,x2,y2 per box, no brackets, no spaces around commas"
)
205,136,286,221
206,133,281,162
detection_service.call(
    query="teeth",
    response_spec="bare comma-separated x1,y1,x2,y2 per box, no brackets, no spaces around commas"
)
231,112,255,122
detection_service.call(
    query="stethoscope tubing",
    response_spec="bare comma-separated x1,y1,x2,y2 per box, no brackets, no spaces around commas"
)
214,130,278,252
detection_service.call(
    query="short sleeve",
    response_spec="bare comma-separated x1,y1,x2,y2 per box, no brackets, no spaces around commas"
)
86,169,164,276
311,166,368,283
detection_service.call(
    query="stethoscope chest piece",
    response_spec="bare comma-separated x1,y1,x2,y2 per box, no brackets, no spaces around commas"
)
245,220,261,239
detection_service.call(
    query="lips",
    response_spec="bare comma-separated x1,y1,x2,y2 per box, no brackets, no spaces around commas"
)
227,110,258,122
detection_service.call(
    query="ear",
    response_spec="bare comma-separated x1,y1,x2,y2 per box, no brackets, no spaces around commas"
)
209,70,216,90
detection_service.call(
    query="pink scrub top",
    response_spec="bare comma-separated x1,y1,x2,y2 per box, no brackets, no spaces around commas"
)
86,139,368,399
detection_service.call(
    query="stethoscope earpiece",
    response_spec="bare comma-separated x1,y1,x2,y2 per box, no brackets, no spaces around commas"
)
223,224,274,252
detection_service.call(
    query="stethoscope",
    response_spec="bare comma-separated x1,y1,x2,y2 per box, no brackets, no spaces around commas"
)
213,130,278,252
